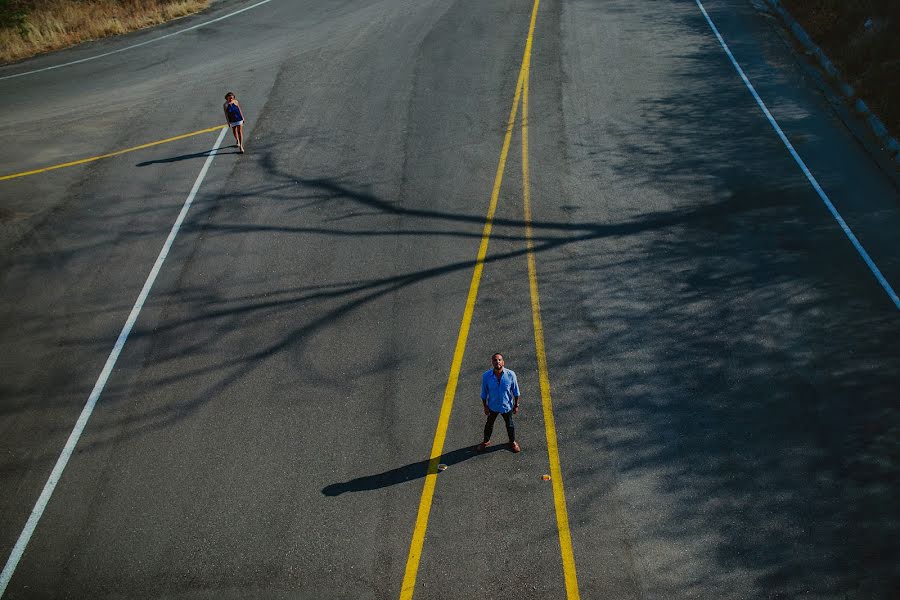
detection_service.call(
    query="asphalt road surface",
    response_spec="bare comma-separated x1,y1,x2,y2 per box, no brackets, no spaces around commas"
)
1,0,898,598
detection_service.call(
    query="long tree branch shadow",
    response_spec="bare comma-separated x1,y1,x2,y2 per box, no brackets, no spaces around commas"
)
321,444,502,496
12,152,805,453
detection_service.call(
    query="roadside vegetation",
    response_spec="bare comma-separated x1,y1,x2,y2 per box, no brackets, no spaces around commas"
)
782,0,899,137
0,0,209,65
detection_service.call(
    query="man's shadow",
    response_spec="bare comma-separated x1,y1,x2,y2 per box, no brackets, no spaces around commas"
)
322,444,505,496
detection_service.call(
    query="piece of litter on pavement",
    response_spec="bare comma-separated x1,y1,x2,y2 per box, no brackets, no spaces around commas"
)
437,464,448,471
542,474,551,481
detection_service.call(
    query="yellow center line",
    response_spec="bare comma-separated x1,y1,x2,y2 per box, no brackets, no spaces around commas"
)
0,125,226,181
398,1,542,597
520,22,581,599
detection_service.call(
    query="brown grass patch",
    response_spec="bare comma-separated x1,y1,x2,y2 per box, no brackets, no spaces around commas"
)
1,0,209,64
781,0,899,137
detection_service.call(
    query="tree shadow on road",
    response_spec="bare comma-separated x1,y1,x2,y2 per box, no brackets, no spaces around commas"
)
535,1,900,597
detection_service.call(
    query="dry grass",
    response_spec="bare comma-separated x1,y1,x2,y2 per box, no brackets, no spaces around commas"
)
0,0,209,64
781,0,899,137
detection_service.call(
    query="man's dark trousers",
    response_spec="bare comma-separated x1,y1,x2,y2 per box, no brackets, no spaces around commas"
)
484,410,515,443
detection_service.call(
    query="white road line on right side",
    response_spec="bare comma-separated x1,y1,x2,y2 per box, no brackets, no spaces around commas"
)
695,0,900,310
0,126,229,598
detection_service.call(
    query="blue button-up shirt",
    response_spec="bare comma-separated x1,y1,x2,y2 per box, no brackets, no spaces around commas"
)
481,368,520,413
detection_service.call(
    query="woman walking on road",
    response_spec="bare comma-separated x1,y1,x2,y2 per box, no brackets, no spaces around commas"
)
223,91,245,153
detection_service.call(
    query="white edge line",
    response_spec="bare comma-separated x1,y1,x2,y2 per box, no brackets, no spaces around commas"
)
0,0,275,81
0,125,229,598
695,0,900,310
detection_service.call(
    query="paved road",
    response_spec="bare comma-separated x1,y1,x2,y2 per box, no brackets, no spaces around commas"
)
1,0,898,598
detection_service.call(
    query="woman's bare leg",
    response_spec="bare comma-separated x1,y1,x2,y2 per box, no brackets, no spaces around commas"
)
236,125,244,152
231,125,239,146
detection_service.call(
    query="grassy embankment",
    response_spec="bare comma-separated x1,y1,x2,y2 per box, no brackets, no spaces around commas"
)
0,0,209,65
781,0,899,138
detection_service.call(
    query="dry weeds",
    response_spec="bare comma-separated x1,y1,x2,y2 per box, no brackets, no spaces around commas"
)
1,0,209,64
781,0,899,137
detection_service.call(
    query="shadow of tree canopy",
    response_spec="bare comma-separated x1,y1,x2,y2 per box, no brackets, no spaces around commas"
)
528,0,900,597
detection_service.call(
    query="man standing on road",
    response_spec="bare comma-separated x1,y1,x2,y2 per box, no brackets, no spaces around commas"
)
478,353,521,453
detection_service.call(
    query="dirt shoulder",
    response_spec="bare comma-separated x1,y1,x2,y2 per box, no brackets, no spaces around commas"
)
780,0,899,139
0,0,210,65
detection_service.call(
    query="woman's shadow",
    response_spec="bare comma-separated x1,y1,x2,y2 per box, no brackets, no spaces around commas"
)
322,444,503,496
136,146,241,166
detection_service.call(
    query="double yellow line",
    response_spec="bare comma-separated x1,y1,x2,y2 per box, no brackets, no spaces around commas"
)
399,0,580,597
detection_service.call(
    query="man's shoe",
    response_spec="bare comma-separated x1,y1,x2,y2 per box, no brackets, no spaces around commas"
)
510,441,521,453
477,441,492,452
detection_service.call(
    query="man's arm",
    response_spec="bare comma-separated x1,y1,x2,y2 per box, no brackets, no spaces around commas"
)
510,373,519,415
511,372,520,413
